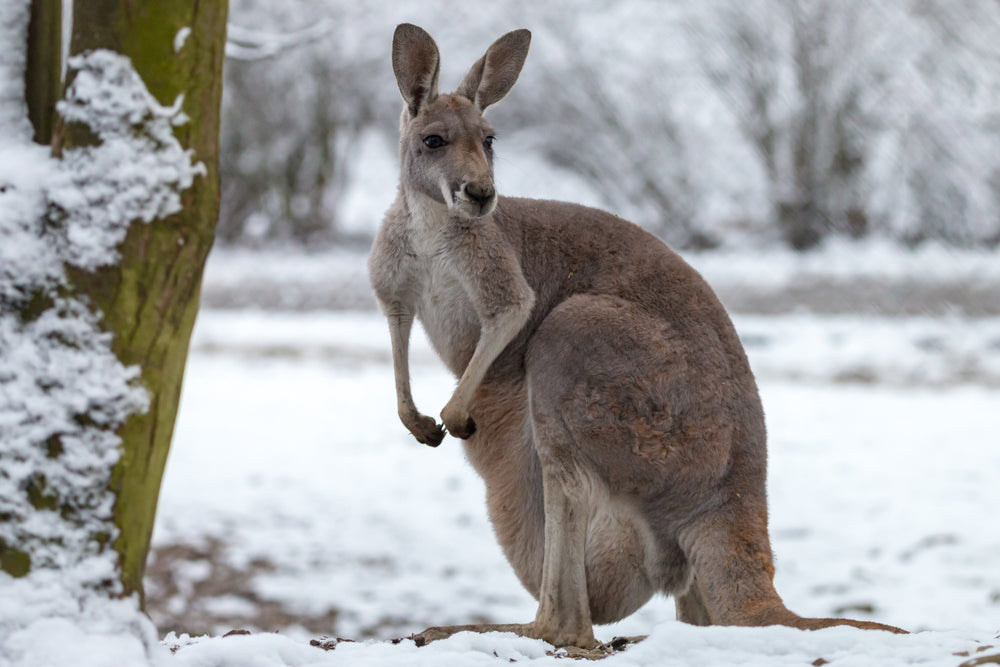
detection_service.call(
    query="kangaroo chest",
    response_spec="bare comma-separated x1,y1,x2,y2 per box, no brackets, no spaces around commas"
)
412,249,480,377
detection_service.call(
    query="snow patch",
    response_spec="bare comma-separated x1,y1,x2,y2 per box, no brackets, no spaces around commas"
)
53,50,205,270
1,581,167,667
0,2,32,141
174,27,192,54
0,141,62,301
0,300,148,571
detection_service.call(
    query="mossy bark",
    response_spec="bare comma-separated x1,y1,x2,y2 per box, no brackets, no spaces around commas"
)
25,0,62,146
59,0,229,604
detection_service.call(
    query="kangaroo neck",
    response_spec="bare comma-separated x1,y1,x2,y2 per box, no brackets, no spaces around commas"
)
401,187,494,252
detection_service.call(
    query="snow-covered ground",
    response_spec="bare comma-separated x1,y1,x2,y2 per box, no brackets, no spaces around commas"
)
145,305,1000,665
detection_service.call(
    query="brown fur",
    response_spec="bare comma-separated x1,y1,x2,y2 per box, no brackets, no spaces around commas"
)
368,24,905,648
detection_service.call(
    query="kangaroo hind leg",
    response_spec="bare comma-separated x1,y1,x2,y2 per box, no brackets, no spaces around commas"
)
409,450,597,649
677,508,797,627
674,576,712,626
677,509,906,633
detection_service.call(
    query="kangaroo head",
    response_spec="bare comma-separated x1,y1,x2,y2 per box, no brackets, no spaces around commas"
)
392,24,531,219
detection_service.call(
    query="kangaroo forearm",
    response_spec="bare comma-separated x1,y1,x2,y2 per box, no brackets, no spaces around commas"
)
455,294,534,403
387,308,417,414
385,305,445,446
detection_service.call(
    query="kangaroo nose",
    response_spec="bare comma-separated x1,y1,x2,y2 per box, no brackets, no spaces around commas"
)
464,182,495,206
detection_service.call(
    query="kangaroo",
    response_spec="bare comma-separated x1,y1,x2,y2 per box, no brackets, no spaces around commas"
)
368,24,905,649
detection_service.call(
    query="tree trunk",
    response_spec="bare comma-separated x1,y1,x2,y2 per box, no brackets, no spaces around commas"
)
25,0,61,146
59,0,228,604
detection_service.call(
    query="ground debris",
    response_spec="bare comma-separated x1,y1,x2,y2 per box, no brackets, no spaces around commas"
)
956,645,1000,667
546,636,645,661
310,636,355,651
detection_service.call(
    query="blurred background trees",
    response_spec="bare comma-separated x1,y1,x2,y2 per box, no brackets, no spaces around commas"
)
218,0,1000,251
218,3,384,245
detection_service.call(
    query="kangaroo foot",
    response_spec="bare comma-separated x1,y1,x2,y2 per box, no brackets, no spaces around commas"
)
552,636,646,660
410,623,528,647
409,622,630,651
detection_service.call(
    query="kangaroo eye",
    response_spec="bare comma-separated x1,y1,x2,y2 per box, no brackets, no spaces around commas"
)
423,135,446,149
483,136,495,150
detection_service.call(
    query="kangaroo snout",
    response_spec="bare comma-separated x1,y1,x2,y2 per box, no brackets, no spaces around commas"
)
460,181,496,216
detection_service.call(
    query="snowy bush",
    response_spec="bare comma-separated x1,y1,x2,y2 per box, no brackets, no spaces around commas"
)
218,0,387,245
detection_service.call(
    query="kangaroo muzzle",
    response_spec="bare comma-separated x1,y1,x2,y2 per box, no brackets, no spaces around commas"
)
459,181,496,217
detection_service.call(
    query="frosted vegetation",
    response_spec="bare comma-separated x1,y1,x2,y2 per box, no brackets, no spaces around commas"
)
219,0,1000,249
0,5,204,662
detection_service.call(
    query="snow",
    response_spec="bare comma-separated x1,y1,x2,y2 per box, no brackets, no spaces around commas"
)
155,626,991,666
132,307,1000,666
53,50,205,270
0,141,60,301
0,300,147,567
174,27,192,54
733,315,1000,386
0,2,32,141
1,593,160,667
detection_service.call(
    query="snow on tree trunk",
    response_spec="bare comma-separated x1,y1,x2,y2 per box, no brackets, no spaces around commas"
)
1,0,226,662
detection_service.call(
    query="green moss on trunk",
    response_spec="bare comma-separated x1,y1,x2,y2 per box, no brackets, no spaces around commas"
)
0,541,31,578
26,0,62,146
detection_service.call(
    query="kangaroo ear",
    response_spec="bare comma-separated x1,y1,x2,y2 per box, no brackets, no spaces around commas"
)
456,29,531,112
392,24,441,117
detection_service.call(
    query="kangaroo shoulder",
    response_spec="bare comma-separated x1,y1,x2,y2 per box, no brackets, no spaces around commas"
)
369,203,421,305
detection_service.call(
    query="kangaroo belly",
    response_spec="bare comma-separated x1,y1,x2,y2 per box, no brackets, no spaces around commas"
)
582,492,665,624
477,486,665,623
